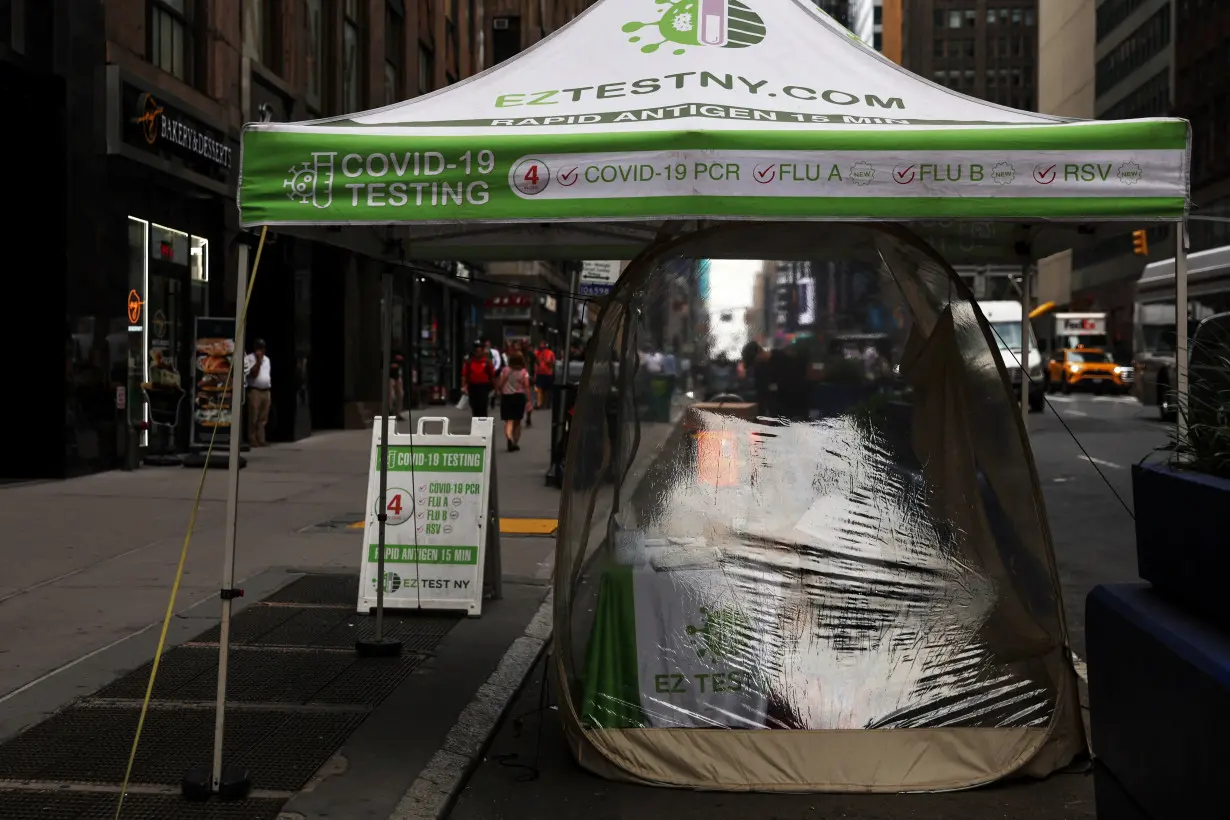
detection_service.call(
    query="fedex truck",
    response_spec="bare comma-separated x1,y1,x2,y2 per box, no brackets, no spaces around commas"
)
1036,312,1111,354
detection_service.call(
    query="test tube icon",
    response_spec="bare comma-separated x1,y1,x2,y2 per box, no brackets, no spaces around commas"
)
699,0,729,46
310,152,336,209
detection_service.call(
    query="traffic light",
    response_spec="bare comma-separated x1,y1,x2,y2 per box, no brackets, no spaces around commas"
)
1132,229,1149,256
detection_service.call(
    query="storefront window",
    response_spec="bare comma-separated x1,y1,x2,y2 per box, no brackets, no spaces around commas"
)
343,0,362,112
127,217,212,454
128,217,150,444
304,0,324,104
190,235,209,318
151,0,193,84
385,1,404,104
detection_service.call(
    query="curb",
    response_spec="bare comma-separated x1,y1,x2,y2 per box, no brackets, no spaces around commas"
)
386,593,553,820
386,413,684,820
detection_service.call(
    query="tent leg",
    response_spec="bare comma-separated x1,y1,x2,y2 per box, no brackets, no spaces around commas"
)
1020,261,1031,421
184,241,252,802
358,270,403,658
1175,222,1189,444
547,265,580,487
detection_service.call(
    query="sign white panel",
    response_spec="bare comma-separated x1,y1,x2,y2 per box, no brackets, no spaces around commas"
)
357,416,495,616
579,260,627,297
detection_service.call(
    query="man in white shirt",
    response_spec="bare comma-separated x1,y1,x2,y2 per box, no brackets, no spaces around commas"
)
243,339,272,447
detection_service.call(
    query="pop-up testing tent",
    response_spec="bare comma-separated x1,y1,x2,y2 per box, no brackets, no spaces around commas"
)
237,0,1191,793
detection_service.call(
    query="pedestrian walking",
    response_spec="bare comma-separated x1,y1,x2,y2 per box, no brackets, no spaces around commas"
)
389,353,406,420
497,351,532,452
484,339,504,411
461,342,495,423
243,338,272,446
518,342,537,428
534,339,556,409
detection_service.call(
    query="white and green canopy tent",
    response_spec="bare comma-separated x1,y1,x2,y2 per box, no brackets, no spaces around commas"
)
231,0,1192,794
239,0,1188,263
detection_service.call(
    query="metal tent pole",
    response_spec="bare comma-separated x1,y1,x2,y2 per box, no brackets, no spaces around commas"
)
547,265,581,487
1020,261,1031,421
202,241,251,801
1175,222,1189,443
357,270,403,657
560,264,579,381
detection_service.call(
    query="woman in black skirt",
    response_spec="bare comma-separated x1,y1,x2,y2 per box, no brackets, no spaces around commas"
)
497,352,531,451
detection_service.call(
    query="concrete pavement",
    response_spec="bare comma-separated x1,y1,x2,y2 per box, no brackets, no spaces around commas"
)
0,401,684,820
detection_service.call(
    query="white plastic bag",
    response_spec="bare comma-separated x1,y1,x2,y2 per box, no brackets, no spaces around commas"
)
456,393,470,410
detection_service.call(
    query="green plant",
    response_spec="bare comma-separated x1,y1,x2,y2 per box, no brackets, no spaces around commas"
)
1165,348,1230,481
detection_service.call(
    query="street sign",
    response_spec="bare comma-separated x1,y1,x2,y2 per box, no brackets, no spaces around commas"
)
115,386,126,410
578,260,625,297
357,416,495,617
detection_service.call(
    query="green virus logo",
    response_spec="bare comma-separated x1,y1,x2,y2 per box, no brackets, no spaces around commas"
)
373,572,403,593
623,0,767,55
685,605,750,663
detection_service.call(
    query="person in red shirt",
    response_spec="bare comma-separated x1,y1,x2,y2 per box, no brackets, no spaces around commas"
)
534,339,557,409
461,341,494,421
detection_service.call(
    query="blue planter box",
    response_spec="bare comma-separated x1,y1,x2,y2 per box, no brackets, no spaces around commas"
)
1093,761,1152,820
1086,584,1230,820
1132,463,1230,631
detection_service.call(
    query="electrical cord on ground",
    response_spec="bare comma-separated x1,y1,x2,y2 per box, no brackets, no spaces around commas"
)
113,226,269,820
985,324,1136,522
491,654,554,783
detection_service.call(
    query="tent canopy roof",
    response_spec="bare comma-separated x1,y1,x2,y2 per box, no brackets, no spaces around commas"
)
238,0,1190,262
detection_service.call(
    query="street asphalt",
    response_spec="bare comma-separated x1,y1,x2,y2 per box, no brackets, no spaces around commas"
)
447,391,1173,820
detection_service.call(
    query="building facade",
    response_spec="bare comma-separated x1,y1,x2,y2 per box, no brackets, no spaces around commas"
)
880,0,904,62
1059,0,1176,357
1174,0,1229,253
15,0,506,481
479,0,592,69
475,0,595,361
902,0,1039,110
1034,0,1095,312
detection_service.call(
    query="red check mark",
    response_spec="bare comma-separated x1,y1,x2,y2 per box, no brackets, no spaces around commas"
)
1033,164,1057,185
558,167,579,186
893,165,915,184
753,165,776,184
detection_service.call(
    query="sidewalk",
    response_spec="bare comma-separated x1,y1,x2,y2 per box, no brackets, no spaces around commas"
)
0,401,683,820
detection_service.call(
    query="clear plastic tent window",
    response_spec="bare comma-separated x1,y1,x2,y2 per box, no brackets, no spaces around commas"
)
553,224,1084,792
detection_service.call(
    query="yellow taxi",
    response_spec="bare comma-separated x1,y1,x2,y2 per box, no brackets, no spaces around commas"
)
1047,348,1133,394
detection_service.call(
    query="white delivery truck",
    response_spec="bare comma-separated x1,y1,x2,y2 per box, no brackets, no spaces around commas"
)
980,300,1046,413
1133,244,1230,420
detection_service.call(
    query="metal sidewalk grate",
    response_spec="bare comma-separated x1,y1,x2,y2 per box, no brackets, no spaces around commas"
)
93,645,425,706
0,789,284,819
191,604,308,645
191,604,459,652
263,574,360,605
0,706,363,792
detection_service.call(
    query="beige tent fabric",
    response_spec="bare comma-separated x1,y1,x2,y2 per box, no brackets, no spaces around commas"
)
552,222,1088,794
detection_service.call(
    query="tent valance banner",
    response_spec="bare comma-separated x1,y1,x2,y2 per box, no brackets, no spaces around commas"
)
238,0,1190,228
